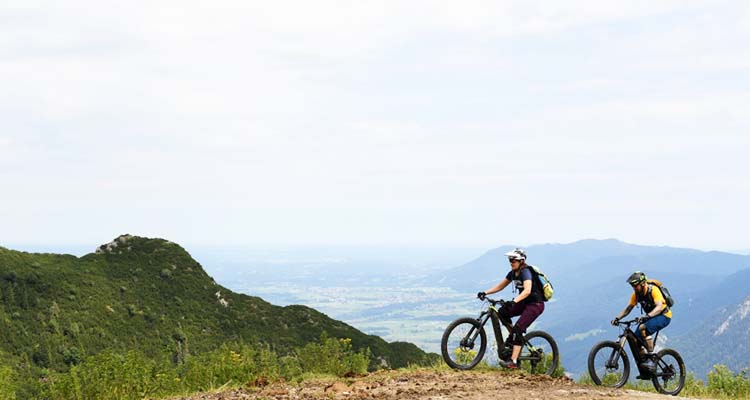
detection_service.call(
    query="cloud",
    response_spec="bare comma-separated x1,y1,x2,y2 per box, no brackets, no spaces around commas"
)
1,1,749,247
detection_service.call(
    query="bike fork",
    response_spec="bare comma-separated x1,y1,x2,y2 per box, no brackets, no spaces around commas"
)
465,314,491,345
607,336,627,368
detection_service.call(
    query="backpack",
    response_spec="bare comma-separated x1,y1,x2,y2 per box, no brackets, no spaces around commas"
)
529,265,554,301
646,278,675,307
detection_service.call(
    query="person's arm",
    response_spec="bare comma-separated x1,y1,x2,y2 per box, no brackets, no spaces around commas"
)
485,278,511,295
615,304,634,320
647,301,665,317
647,287,667,317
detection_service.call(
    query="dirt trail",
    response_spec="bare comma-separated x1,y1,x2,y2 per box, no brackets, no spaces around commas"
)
174,369,700,400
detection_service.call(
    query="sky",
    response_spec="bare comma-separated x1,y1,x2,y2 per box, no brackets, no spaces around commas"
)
1,1,749,252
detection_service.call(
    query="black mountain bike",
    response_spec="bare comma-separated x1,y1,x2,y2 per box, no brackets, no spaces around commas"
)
588,318,685,395
441,298,559,375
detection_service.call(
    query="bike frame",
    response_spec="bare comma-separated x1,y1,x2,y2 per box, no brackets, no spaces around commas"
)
589,318,683,394
608,320,662,378
472,300,541,362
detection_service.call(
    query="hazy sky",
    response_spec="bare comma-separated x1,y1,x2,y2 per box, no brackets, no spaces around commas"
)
1,1,749,251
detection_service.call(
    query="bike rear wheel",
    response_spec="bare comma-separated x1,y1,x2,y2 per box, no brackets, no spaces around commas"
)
651,348,685,396
588,341,630,387
441,317,487,370
519,330,559,375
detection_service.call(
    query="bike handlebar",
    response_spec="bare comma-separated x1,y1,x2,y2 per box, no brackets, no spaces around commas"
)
617,316,651,326
482,297,510,307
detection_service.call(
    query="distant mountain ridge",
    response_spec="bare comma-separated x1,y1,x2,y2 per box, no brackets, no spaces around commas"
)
673,296,750,377
426,239,742,290
0,235,434,375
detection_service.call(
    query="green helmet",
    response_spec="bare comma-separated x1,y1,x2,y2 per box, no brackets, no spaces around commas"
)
627,271,647,286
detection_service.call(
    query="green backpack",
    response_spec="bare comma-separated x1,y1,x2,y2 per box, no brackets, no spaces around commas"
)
529,265,554,301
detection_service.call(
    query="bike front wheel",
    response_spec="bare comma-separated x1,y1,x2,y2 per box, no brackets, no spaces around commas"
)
520,330,559,375
588,340,630,387
441,317,487,370
651,348,685,396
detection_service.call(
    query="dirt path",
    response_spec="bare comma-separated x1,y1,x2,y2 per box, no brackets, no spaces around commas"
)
174,369,701,400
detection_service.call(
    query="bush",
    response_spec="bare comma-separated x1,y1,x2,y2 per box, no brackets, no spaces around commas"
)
62,347,83,366
178,343,271,391
43,334,375,399
0,365,16,399
580,364,750,399
706,365,750,398
48,351,175,400
297,333,370,376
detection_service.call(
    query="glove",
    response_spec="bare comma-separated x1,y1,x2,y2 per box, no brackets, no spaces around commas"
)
611,317,620,326
477,291,487,300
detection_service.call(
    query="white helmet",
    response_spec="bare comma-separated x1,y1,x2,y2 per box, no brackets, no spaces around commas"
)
505,248,526,261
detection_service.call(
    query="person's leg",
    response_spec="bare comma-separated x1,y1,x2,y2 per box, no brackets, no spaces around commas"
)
635,322,651,352
509,302,545,363
637,315,670,372
498,301,525,322
498,301,525,343
642,315,671,352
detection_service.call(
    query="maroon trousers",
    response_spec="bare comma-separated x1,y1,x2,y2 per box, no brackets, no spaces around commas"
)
498,301,545,333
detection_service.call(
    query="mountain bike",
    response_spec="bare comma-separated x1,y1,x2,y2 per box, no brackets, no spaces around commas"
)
441,298,559,375
588,318,685,395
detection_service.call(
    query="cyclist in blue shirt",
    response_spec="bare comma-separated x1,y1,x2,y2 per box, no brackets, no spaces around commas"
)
477,248,545,369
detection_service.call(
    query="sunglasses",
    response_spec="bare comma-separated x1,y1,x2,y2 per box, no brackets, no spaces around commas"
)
508,258,520,263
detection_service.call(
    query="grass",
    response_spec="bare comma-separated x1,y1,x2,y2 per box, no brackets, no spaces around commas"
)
578,365,750,399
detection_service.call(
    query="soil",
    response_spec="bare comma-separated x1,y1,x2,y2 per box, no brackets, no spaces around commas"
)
173,369,700,400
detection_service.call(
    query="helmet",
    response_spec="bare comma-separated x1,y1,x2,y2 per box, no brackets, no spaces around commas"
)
505,248,526,261
627,271,647,286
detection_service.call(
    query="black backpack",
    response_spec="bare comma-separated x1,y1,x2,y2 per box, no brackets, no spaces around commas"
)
643,279,674,308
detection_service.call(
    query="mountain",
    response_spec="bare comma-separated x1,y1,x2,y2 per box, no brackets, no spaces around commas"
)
673,296,750,377
0,235,434,374
422,239,750,291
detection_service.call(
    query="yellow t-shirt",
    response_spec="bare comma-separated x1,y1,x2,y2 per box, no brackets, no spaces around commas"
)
629,285,673,319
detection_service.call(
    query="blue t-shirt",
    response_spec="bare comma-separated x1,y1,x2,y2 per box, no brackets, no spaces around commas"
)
505,267,544,304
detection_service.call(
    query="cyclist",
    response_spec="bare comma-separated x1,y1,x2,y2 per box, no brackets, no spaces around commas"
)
611,271,672,371
477,248,545,369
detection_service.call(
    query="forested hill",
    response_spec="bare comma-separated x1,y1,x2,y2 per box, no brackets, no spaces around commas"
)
0,235,433,374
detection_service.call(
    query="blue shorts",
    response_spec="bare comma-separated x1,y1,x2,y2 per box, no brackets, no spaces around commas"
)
634,314,671,340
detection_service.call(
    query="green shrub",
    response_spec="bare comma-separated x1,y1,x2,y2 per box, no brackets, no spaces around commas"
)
580,364,750,399
279,355,303,380
706,365,750,398
48,351,175,400
680,372,710,397
297,333,370,376
0,365,17,400
62,347,82,366
44,335,370,400
178,343,268,391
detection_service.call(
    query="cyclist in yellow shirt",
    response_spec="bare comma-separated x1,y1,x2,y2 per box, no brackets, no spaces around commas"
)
611,271,672,371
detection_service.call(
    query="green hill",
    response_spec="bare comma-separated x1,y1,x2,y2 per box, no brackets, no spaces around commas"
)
0,235,434,375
